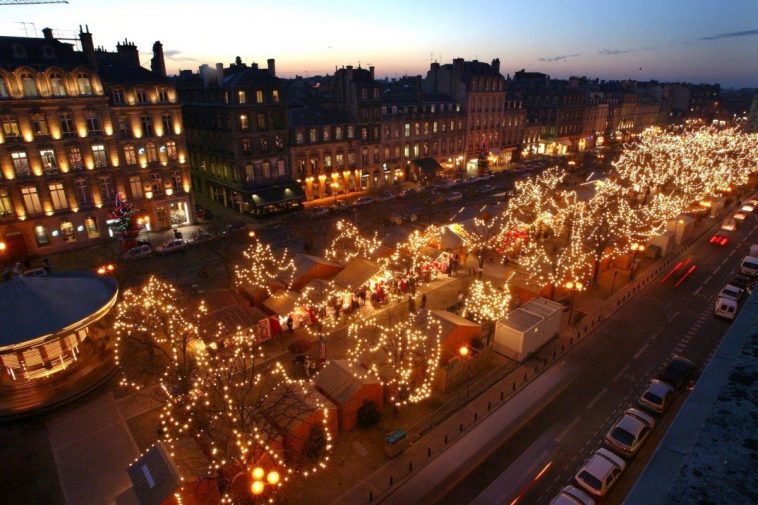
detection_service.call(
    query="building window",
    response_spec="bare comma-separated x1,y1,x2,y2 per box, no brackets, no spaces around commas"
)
124,145,137,165
404,145,410,158
324,154,332,169
244,164,254,183
136,88,147,103
361,148,368,166
59,113,75,137
274,135,284,150
242,139,252,154
129,175,142,200
21,73,37,97
77,73,92,95
309,128,317,143
0,79,8,98
404,123,410,137
158,88,169,103
60,220,75,242
361,89,368,100
239,114,249,131
50,73,66,96
22,186,42,215
238,90,246,104
31,115,49,136
85,216,99,238
161,114,172,135
67,146,83,171
145,142,157,163
295,131,304,145
112,88,124,104
259,137,269,152
12,152,31,177
272,89,280,103
262,160,271,178
373,146,380,163
361,128,368,140
171,170,182,190
150,173,162,195
0,188,13,218
91,145,108,168
49,182,68,210
276,159,285,176
323,128,330,142
75,178,92,205
86,113,101,134
99,176,114,200
140,115,153,136
1,116,19,137
255,113,265,130
40,149,58,173
34,225,49,247
347,126,355,139
336,153,344,168
255,90,264,103
335,126,343,140
166,140,177,160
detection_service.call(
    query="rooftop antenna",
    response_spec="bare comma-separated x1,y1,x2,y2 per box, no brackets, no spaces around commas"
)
15,21,37,37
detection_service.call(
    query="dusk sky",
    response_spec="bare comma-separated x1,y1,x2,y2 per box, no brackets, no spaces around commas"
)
1,0,757,87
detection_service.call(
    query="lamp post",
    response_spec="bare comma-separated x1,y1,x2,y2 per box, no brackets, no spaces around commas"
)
137,216,151,244
565,281,583,326
231,464,281,504
331,182,339,206
459,345,472,398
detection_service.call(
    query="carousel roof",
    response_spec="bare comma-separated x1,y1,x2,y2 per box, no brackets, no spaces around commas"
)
0,272,118,348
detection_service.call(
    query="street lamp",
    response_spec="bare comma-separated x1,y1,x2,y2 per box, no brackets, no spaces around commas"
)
331,182,339,205
565,281,583,326
459,345,472,398
137,216,151,244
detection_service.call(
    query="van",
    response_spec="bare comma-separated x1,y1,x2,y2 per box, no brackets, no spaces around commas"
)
714,297,738,320
739,255,758,276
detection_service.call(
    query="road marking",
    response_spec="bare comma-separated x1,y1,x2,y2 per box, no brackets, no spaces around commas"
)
720,257,729,265
702,275,713,285
587,387,607,409
693,285,703,296
667,311,681,323
728,250,736,257
613,363,631,382
556,417,582,442
713,265,721,274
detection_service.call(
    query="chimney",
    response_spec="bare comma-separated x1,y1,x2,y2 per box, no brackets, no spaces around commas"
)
151,41,166,77
267,58,276,76
251,62,258,70
346,65,353,82
200,64,211,87
369,65,375,80
116,39,140,68
42,27,54,41
79,25,96,67
215,63,224,87
491,58,500,74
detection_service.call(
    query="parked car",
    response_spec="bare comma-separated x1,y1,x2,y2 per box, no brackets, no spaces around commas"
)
733,210,748,221
550,485,596,505
604,408,656,456
353,196,376,206
310,207,331,218
718,283,744,302
478,184,495,194
741,199,758,212
446,191,463,202
399,188,419,198
638,379,675,414
23,267,48,277
192,229,214,243
122,244,152,261
720,218,737,231
434,180,457,190
714,296,738,320
155,239,188,255
658,355,696,391
574,448,626,496
739,255,758,276
730,273,753,292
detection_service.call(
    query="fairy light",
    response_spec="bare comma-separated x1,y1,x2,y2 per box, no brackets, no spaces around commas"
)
462,278,513,325
234,238,296,294
324,219,382,265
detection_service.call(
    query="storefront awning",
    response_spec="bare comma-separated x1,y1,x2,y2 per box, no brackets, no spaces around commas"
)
250,181,306,208
412,157,443,174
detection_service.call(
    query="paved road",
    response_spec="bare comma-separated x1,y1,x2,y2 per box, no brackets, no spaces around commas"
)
432,212,758,505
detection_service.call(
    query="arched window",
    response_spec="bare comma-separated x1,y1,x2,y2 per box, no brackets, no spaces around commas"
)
50,73,66,96
262,160,271,179
20,73,37,97
77,73,92,95
0,78,8,98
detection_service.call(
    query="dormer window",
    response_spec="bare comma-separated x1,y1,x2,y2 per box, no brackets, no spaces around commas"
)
12,44,26,58
50,73,66,96
41,46,55,59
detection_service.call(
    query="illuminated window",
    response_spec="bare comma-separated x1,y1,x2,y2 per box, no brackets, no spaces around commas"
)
49,183,68,210
0,78,8,98
295,131,304,145
67,147,83,171
91,144,108,168
76,73,92,95
335,126,343,140
145,142,157,163
272,89,280,103
323,127,330,142
347,126,355,139
150,173,162,194
21,186,43,215
11,152,30,177
0,188,13,218
31,115,49,136
277,158,285,176
309,129,317,143
361,148,368,165
124,145,137,165
336,153,344,168
255,90,264,103
361,128,368,140
404,123,410,137
40,149,58,173
60,220,75,242
1,116,19,137
166,141,177,160
324,154,332,169
238,90,246,104
50,73,66,96
33,225,49,246
239,114,249,131
21,73,37,97
171,170,182,190
262,160,271,178
85,216,99,238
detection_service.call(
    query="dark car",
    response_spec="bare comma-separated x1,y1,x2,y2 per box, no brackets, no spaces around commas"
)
730,274,754,293
658,355,695,391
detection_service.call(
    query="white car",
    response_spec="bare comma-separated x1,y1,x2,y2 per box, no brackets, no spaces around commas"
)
550,484,596,505
155,239,188,255
718,284,743,302
575,448,626,496
353,196,376,206
23,267,48,277
604,408,656,457
733,210,748,221
446,191,463,202
714,296,738,320
122,244,152,261
638,379,674,414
